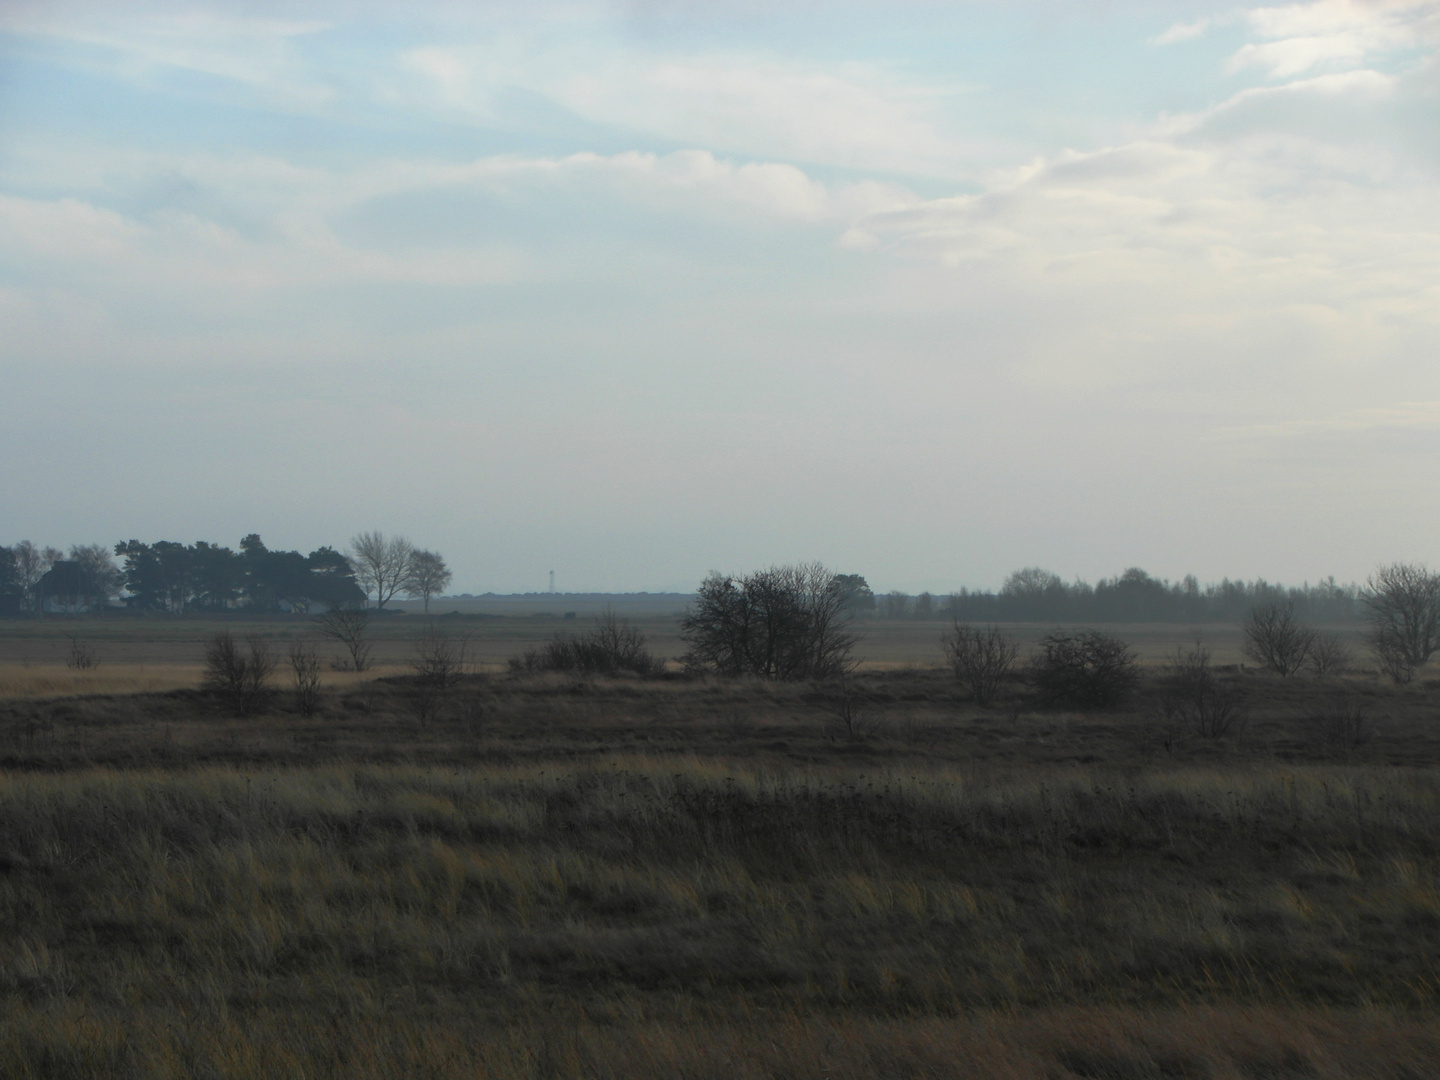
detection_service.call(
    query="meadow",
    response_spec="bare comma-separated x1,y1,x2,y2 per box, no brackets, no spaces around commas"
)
0,613,1437,1078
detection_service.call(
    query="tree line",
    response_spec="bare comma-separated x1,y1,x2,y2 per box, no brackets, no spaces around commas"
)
0,531,450,615
850,567,1362,624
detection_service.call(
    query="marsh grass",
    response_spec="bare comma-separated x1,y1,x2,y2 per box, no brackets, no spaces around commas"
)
2,758,1440,1079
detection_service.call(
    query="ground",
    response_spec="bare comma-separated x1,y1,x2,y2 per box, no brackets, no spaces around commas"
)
0,612,1436,1079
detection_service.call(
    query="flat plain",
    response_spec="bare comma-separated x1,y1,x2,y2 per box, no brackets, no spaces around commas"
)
1,612,1437,1079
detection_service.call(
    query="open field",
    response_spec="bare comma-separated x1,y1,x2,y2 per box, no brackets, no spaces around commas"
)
0,614,1435,1078
0,613,1371,696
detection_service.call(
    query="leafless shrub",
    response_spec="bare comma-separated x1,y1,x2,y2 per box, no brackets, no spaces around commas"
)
1314,697,1374,752
289,639,322,718
407,624,471,727
318,608,372,672
1030,630,1139,708
63,634,99,670
1159,640,1246,740
1307,631,1354,678
815,678,882,742
1373,630,1417,685
940,621,1019,704
1241,600,1314,677
203,631,276,716
411,624,469,688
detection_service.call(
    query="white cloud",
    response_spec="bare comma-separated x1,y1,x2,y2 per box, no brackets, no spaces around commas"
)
1152,17,1212,45
0,4,336,108
397,42,982,179
1231,0,1438,77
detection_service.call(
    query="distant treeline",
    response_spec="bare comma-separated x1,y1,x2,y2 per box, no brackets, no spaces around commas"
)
848,568,1363,624
0,535,364,615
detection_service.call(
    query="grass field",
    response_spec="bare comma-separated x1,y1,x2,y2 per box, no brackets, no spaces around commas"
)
0,613,1434,1078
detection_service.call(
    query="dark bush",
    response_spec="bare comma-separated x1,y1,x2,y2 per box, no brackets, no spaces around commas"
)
509,609,660,677
1030,630,1139,708
203,631,276,716
680,562,856,681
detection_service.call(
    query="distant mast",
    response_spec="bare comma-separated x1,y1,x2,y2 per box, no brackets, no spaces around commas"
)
549,570,555,594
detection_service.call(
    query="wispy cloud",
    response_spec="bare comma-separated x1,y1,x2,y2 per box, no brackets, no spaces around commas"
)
1151,17,1212,45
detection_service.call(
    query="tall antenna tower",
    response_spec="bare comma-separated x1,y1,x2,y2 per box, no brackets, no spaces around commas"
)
549,570,555,594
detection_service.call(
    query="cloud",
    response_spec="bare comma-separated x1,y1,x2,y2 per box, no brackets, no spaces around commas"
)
1230,0,1439,77
0,4,337,109
1151,17,1212,45
397,42,983,179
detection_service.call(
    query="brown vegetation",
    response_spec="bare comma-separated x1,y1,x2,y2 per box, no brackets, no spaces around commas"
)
1,618,1439,1077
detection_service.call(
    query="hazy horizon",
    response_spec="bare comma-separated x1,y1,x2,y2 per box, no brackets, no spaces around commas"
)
4,0,1438,593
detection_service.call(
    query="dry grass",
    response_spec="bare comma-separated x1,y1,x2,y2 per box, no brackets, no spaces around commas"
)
0,617,1435,1077
0,662,426,699
1,758,1440,1076
0,1005,1436,1079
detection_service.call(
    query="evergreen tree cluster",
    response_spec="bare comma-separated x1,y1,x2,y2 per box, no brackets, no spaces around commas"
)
111,534,365,613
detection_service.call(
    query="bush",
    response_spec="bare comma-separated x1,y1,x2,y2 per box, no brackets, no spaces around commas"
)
1307,631,1353,677
1241,600,1314,677
407,624,472,726
1030,630,1138,708
941,622,1019,704
203,631,276,716
1159,640,1245,739
289,639,322,717
509,609,660,677
680,563,856,681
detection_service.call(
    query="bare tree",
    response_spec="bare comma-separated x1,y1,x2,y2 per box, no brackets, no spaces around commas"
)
1241,601,1314,677
317,608,372,672
348,531,413,610
1307,631,1354,678
404,549,452,613
289,639,322,717
13,541,60,615
1363,562,1440,684
680,562,857,681
941,622,1019,704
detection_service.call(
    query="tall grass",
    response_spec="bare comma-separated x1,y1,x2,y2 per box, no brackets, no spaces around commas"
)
1,754,1439,1075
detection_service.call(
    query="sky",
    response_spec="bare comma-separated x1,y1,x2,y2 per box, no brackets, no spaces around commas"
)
1,0,1438,593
